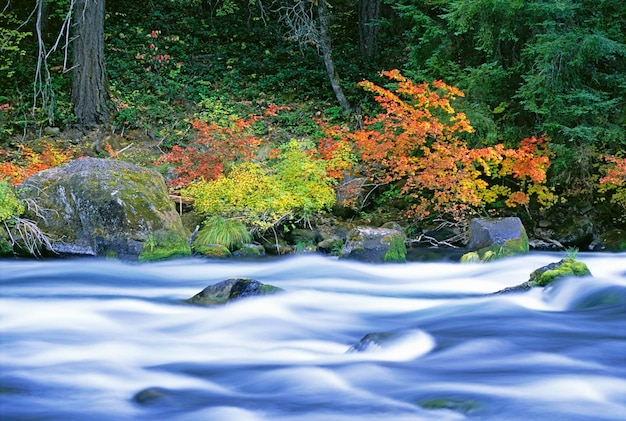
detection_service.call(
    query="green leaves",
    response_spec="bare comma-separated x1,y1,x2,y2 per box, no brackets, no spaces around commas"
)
0,181,24,223
184,140,336,233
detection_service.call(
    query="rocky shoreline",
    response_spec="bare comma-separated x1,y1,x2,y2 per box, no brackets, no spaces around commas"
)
2,157,625,261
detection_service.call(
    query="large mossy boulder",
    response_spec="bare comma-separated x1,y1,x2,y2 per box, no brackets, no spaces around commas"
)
186,278,283,306
339,224,406,263
19,158,189,260
461,217,529,262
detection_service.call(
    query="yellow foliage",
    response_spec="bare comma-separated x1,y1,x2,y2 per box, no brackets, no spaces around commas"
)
184,142,336,232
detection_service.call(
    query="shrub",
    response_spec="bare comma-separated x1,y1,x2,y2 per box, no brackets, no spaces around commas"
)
598,155,626,209
183,140,336,232
0,180,24,222
0,142,74,185
0,181,54,256
318,70,557,222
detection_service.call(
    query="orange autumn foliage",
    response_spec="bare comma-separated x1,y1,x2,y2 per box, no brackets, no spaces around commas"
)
156,117,262,189
0,143,74,185
318,70,556,221
598,155,626,208
599,155,626,186
156,105,288,189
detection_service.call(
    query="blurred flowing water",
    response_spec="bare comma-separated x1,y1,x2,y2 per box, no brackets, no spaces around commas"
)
1,252,625,420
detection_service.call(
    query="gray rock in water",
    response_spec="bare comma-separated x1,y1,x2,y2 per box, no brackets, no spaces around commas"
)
187,278,283,306
339,225,406,263
462,217,529,262
18,158,189,259
467,217,528,251
346,329,435,359
493,257,592,294
347,332,397,353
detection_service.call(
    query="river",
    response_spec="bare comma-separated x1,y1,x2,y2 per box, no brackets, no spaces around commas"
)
1,252,625,420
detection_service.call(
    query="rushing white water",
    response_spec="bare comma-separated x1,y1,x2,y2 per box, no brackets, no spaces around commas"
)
1,252,625,420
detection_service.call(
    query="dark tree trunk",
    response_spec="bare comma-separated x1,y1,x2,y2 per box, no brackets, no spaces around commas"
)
317,0,351,113
72,0,109,126
358,0,379,61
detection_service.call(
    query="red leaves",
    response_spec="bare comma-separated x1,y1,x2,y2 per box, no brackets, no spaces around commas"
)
600,155,626,186
156,117,262,189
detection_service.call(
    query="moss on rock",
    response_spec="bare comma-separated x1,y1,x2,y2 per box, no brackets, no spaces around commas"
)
591,229,626,252
529,258,592,287
138,233,190,262
383,233,407,263
187,278,283,306
194,244,232,258
18,158,188,259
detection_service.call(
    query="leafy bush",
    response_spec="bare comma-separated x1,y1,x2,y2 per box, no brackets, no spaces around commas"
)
183,140,336,232
598,155,626,209
318,70,557,222
156,117,263,189
0,181,24,222
0,180,54,256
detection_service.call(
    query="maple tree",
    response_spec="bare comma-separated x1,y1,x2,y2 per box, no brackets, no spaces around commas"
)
318,70,556,222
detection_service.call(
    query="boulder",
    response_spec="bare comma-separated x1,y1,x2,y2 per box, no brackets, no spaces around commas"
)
589,229,626,252
462,217,529,262
494,257,592,294
186,278,283,305
339,225,406,263
232,243,265,258
19,158,189,260
528,258,592,287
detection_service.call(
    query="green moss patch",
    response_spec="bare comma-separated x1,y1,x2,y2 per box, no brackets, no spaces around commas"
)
420,397,481,413
383,233,407,263
529,258,592,287
138,232,190,262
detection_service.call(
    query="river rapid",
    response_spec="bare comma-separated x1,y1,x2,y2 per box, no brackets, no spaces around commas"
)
1,252,625,420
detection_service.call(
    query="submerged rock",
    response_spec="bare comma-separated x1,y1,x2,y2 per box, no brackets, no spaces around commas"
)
347,332,399,353
186,278,283,305
133,387,171,405
19,158,189,260
346,329,435,359
420,397,481,414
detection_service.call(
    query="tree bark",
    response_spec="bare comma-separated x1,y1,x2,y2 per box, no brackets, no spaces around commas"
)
317,0,351,113
358,0,379,61
72,0,109,126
